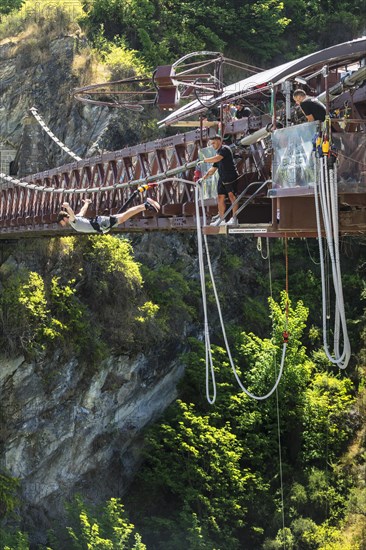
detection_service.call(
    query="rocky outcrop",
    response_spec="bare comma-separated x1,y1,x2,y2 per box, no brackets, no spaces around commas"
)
0,29,164,177
0,232,204,543
0,34,112,172
0,349,184,541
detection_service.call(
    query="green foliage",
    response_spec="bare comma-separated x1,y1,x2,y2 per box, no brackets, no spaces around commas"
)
0,269,57,356
126,290,360,547
83,236,142,283
131,399,267,549
0,263,105,364
80,0,366,70
0,475,28,550
102,39,147,81
0,529,29,550
140,264,198,341
81,0,291,66
302,372,355,465
0,0,23,16
65,495,146,549
63,236,148,352
48,275,107,363
0,0,84,40
0,472,19,518
0,235,178,360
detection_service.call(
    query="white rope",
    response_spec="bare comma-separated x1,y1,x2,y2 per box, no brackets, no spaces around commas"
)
158,177,287,403
194,181,287,403
0,161,198,194
29,107,82,162
257,236,269,259
314,155,351,369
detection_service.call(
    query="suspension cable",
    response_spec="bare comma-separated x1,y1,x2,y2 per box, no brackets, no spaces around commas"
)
0,160,198,194
29,107,82,162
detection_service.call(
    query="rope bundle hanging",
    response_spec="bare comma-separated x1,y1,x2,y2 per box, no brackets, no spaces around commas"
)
313,126,351,369
194,182,287,404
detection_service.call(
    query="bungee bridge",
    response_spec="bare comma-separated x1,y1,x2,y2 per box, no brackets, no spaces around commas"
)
0,37,365,240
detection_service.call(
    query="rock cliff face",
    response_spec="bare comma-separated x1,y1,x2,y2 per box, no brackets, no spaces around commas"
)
0,18,185,542
0,33,111,173
0,349,184,539
0,230,208,543
0,29,163,176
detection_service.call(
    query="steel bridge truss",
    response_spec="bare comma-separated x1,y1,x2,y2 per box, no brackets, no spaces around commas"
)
0,118,263,237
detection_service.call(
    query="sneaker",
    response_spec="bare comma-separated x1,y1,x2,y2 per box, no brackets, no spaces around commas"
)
210,218,224,226
145,198,160,213
211,213,220,222
226,217,238,225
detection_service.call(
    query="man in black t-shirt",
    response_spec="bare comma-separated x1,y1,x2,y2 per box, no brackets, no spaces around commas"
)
293,88,326,122
200,134,239,225
235,101,252,120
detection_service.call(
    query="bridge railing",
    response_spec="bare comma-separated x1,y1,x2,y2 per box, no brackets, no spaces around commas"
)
0,117,265,234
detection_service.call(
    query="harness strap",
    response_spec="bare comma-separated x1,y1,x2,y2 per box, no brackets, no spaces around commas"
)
89,218,104,233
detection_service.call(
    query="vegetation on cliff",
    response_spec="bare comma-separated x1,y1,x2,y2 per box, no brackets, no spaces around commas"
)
0,235,198,363
0,0,366,549
0,234,365,549
2,0,365,75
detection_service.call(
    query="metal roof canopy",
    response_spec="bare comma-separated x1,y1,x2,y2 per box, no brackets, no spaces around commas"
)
158,37,366,127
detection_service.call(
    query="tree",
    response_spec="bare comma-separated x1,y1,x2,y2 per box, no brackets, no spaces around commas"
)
0,0,23,16
131,400,266,549
65,496,146,549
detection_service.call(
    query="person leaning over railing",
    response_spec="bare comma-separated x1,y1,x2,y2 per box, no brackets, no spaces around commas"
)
293,88,326,122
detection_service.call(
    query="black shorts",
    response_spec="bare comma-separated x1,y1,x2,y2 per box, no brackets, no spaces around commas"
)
109,216,118,229
90,216,118,233
217,178,237,196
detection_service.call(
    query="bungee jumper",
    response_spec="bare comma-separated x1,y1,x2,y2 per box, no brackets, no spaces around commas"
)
57,195,160,234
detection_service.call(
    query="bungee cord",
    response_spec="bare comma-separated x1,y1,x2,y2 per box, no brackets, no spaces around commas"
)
314,152,351,369
193,180,287,403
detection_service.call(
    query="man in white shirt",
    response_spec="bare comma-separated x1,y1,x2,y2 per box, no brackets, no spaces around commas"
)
58,197,160,233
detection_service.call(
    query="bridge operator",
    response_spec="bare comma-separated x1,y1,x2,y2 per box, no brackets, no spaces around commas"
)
58,198,160,234
199,134,239,226
293,89,326,122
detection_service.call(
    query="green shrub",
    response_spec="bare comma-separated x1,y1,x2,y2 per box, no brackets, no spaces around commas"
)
0,0,84,40
65,496,146,550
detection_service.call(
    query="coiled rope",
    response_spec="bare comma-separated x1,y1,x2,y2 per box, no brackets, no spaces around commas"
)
314,154,351,369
